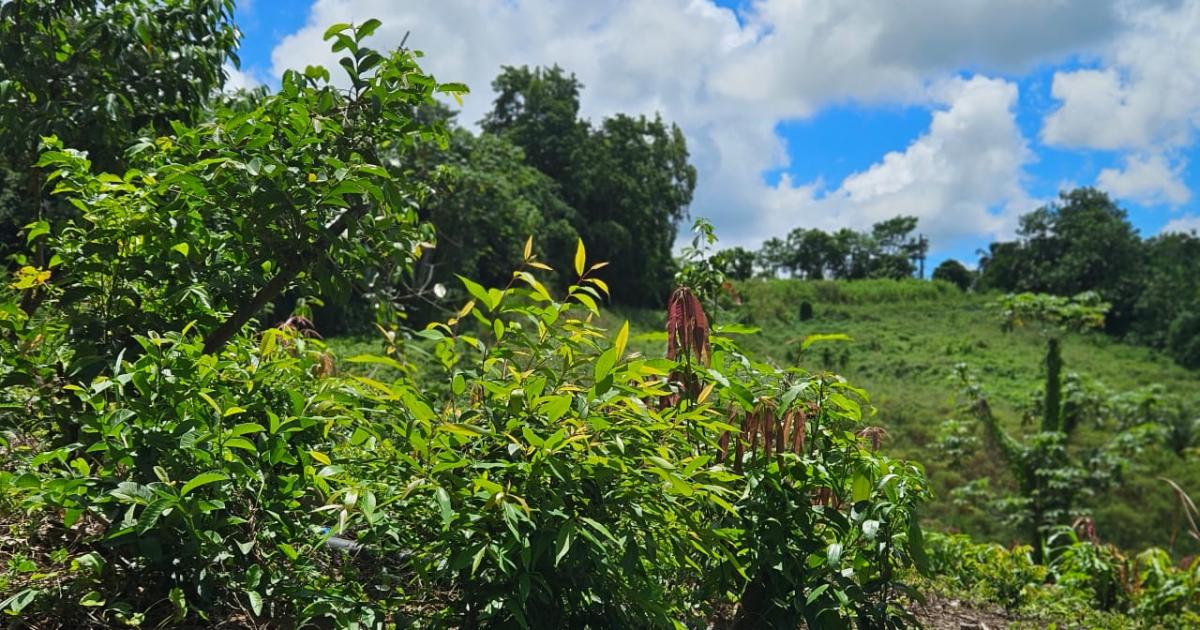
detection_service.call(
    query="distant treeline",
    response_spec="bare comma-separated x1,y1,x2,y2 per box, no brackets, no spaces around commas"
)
714,215,930,282
725,188,1200,369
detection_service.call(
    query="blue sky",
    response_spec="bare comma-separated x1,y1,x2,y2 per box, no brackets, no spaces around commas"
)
230,0,1200,270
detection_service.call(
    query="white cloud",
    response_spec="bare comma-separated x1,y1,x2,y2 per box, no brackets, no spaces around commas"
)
265,0,1131,253
1042,0,1200,150
1161,214,1200,234
222,63,262,92
758,76,1035,245
1097,153,1191,206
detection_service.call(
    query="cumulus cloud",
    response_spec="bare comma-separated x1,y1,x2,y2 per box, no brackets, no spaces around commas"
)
1097,153,1191,206
222,63,262,92
1042,0,1200,150
265,0,1134,252
759,76,1035,245
1160,214,1200,235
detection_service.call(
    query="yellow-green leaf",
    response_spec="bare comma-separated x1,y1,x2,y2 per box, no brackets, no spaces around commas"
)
574,239,586,276
614,321,629,360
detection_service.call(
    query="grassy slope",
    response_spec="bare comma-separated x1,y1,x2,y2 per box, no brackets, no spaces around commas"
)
329,278,1200,555
619,279,1200,555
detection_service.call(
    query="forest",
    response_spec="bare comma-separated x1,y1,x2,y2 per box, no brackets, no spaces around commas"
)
0,2,1198,628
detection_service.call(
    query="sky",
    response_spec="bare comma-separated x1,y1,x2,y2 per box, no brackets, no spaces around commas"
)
227,0,1200,269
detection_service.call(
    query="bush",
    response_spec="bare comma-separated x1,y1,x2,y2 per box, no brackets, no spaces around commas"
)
1166,309,1200,369
932,259,974,291
0,17,934,628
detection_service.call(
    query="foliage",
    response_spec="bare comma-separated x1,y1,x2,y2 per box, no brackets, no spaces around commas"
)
660,277,1200,555
0,0,240,258
923,530,1200,626
954,294,1156,563
1166,308,1200,369
407,126,578,298
931,259,974,291
27,21,464,365
482,65,697,306
755,217,929,280
977,188,1145,336
713,246,756,281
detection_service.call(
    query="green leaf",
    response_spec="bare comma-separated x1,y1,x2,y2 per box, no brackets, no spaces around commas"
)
24,220,49,244
137,497,172,534
457,275,494,311
277,543,300,561
614,321,630,360
801,333,852,351
245,590,263,616
594,347,617,383
435,487,454,527
908,516,931,576
346,353,407,371
357,18,383,38
168,587,187,619
323,23,352,40
179,471,228,497
171,242,189,258
852,474,871,502
540,395,573,423
554,523,574,566
580,517,617,543
440,423,489,438
228,423,265,437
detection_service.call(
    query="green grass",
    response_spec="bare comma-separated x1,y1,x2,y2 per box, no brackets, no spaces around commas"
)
329,278,1200,556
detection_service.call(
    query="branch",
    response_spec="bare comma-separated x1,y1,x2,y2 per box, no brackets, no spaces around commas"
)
202,202,367,355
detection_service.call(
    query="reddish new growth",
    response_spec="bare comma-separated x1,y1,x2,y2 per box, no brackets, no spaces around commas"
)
661,287,712,408
718,405,810,473
666,287,710,365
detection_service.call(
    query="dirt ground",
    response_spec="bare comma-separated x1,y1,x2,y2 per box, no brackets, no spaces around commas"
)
910,594,1019,629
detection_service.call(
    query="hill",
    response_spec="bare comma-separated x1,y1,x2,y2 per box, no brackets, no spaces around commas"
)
598,279,1200,555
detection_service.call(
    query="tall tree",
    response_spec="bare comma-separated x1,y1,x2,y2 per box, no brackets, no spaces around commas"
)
482,67,696,305
579,114,696,304
480,65,589,197
980,188,1144,334
932,259,974,291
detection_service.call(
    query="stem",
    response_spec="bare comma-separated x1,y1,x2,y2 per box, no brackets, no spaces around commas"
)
202,202,367,355
1042,336,1063,433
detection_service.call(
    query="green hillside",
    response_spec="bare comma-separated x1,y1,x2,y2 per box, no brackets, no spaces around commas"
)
599,279,1200,554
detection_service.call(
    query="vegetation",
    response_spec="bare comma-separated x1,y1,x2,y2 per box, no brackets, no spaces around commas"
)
2,4,1199,628
747,214,930,281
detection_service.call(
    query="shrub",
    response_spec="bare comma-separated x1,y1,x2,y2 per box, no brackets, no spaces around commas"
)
0,17,933,628
932,259,974,291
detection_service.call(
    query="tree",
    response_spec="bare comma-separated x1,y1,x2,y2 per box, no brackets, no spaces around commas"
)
756,237,789,277
0,0,240,258
785,227,835,279
578,114,696,305
1132,232,1200,352
31,20,464,363
933,259,974,291
411,129,577,290
482,67,696,306
868,215,920,279
978,189,1144,334
481,65,589,198
713,246,756,280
